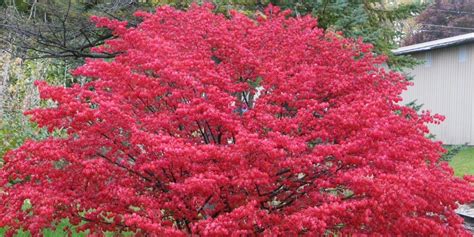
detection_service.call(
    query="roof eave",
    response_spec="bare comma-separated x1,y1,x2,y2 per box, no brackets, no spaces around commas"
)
393,33,474,55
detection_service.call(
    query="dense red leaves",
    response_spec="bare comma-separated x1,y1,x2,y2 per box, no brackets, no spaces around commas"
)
1,5,473,236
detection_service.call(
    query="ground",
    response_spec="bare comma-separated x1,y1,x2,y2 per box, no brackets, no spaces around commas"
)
450,147,474,177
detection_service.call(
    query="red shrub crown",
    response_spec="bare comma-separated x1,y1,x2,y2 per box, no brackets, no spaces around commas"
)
1,5,473,236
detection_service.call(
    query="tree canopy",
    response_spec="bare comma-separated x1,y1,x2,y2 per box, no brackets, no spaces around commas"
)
404,0,474,45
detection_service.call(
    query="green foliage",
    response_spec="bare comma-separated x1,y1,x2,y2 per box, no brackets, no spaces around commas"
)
0,0,29,11
405,99,424,112
0,56,72,162
0,114,48,161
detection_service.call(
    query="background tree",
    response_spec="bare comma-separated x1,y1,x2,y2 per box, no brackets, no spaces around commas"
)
0,0,153,61
404,0,474,46
0,52,71,162
1,5,472,235
1,0,424,69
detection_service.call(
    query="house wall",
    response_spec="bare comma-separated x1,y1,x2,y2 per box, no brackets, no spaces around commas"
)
402,44,474,145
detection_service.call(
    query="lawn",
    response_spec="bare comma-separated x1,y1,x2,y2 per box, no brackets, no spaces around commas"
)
449,146,474,177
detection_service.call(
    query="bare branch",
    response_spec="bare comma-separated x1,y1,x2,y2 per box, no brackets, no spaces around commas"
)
0,0,150,61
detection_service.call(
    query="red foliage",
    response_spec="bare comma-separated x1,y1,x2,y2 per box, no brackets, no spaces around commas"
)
1,5,473,236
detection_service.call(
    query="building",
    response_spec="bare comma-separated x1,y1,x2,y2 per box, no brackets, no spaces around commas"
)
394,33,474,145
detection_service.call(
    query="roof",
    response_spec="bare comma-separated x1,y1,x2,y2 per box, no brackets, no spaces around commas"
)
393,32,474,55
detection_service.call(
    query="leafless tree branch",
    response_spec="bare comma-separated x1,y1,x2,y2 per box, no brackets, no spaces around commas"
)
0,0,151,61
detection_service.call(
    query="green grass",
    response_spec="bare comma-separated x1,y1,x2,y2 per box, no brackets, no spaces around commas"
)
449,146,474,177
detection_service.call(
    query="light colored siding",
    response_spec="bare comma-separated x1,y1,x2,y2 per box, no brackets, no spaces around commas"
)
402,44,474,145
